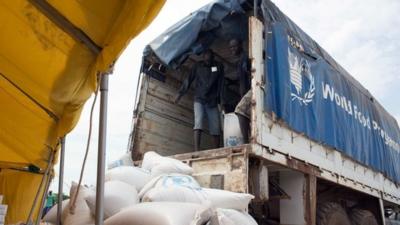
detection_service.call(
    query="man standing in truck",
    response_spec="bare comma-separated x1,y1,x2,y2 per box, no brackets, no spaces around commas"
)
228,38,251,143
174,49,224,151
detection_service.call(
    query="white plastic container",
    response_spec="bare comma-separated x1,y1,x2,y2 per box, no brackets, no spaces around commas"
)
223,113,244,147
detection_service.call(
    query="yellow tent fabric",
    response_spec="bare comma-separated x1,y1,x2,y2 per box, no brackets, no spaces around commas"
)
0,0,165,223
0,170,45,224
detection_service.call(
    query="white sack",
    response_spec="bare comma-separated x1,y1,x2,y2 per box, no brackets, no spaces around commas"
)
141,151,193,176
139,174,200,199
142,186,208,203
203,188,254,211
143,186,253,211
64,183,94,225
150,161,193,177
211,208,258,225
108,152,134,169
209,211,235,225
105,166,150,191
104,202,213,225
85,181,139,219
43,200,69,224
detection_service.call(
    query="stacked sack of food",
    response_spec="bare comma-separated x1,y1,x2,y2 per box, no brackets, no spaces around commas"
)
0,195,7,225
43,151,258,225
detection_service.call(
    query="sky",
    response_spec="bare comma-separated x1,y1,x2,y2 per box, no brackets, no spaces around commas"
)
49,0,400,192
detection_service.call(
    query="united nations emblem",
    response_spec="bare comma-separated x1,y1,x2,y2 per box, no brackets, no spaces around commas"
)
289,50,315,105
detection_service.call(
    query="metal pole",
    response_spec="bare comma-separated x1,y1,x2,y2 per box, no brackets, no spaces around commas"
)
95,73,109,225
26,169,47,224
26,151,54,225
35,172,53,225
57,136,66,225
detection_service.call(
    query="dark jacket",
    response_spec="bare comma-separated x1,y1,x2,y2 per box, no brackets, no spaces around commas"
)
237,53,251,97
178,61,224,107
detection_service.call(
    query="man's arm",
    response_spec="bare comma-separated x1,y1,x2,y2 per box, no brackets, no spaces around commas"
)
174,65,196,104
239,56,251,97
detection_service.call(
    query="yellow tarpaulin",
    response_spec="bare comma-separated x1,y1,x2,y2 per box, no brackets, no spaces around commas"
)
0,170,44,224
0,0,165,223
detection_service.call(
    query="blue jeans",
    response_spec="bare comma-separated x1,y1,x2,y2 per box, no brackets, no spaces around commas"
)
193,102,221,135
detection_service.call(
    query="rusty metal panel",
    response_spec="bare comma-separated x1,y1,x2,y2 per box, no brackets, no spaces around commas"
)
249,16,264,144
304,175,317,225
191,154,248,193
249,158,269,202
210,175,225,189
172,146,250,193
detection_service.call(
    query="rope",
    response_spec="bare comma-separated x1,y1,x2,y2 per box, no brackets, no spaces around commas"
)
69,76,100,214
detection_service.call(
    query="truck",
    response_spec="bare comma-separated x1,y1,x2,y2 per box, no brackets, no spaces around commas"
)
128,0,400,224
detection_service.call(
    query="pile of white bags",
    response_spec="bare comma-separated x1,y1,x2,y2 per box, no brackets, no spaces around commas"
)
43,151,258,225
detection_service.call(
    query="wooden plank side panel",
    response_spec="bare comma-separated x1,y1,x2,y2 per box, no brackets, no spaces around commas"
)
133,74,217,158
147,76,194,111
131,73,150,159
138,111,215,148
145,94,194,125
134,130,192,156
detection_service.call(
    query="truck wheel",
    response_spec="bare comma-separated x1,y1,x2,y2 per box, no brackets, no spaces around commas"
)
317,202,351,225
349,209,379,225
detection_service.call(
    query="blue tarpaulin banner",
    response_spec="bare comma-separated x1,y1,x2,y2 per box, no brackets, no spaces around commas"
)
264,22,400,183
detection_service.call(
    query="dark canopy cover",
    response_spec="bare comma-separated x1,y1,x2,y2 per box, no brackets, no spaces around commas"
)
146,0,246,68
144,0,400,183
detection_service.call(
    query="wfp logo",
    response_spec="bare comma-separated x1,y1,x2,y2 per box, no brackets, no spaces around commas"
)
289,50,315,105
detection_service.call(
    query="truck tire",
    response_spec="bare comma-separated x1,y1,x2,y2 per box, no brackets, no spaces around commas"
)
349,209,379,225
317,202,351,225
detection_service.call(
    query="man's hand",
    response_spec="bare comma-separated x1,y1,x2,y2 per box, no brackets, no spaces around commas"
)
218,104,225,114
174,94,181,104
